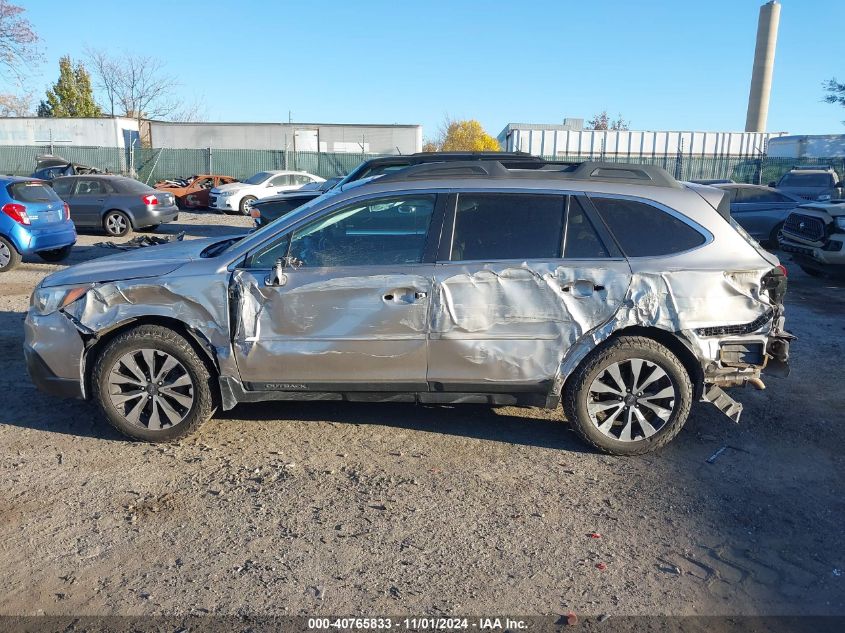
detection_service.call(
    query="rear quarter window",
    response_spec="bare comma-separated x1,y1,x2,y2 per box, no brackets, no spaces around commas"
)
590,197,706,257
7,181,61,203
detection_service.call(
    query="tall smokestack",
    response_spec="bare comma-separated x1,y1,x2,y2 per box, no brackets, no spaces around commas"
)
745,1,781,132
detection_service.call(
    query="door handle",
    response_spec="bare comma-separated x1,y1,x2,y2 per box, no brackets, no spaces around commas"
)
382,288,428,304
561,280,605,297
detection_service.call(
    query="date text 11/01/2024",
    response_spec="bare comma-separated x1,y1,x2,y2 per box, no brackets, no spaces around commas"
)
307,618,528,630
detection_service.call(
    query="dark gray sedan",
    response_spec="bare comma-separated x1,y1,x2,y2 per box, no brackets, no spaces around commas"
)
51,175,179,237
713,183,803,246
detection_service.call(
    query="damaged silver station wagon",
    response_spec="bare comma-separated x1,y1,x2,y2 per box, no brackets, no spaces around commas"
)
24,161,793,455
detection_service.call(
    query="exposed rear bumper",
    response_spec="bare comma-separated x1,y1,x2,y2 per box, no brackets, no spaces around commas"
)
134,205,179,228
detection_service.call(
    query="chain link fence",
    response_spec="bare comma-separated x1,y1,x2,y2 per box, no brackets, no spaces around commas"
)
1,144,843,186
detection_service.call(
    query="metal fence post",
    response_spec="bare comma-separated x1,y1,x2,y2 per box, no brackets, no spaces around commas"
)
207,147,213,174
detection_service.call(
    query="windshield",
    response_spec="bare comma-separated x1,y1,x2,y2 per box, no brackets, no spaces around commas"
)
779,173,834,188
243,171,273,185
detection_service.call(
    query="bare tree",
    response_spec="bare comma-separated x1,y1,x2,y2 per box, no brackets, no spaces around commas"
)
85,48,208,130
0,0,41,82
0,89,32,115
170,97,208,123
84,46,122,117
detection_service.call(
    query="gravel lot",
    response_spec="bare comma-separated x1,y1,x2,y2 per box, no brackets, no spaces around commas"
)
0,210,843,619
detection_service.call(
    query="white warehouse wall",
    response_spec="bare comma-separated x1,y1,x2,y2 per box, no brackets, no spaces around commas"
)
148,122,422,155
500,126,788,157
0,117,139,148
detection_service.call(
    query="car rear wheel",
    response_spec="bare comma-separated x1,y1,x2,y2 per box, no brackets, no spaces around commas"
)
0,236,22,272
92,325,216,442
37,245,73,262
239,195,257,215
103,210,132,237
563,336,693,455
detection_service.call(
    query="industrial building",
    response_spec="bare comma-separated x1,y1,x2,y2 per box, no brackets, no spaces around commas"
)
0,116,139,149
498,121,786,158
147,121,422,155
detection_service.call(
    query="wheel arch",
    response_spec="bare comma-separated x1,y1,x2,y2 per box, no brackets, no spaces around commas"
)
101,207,136,229
82,315,221,402
559,325,705,402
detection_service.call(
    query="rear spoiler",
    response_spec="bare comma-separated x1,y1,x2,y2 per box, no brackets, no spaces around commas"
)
685,182,730,221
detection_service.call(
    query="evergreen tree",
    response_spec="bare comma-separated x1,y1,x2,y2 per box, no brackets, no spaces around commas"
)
37,56,102,117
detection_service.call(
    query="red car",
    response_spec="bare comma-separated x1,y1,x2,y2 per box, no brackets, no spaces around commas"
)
154,174,238,209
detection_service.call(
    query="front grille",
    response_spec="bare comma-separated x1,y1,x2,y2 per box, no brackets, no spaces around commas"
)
209,195,217,206
695,309,774,338
783,213,826,241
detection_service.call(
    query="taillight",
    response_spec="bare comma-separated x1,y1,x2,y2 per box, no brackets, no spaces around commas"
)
63,202,70,221
141,194,159,206
2,202,30,225
777,264,788,278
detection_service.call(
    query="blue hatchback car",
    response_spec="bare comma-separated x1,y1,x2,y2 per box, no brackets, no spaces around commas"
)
0,176,77,272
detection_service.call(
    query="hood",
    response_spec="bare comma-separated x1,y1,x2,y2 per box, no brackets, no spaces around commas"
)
798,202,845,218
212,181,250,194
40,236,230,288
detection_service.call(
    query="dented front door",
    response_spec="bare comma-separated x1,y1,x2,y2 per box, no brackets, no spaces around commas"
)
230,192,439,390
231,266,433,388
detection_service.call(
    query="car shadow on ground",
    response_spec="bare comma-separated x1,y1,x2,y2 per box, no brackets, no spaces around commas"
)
226,400,593,453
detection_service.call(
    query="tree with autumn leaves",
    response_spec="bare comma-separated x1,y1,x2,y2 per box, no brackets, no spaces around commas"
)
424,118,500,152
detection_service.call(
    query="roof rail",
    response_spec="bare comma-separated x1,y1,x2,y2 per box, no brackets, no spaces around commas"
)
377,160,681,188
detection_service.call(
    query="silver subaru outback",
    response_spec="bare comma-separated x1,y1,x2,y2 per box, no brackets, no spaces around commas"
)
23,161,793,455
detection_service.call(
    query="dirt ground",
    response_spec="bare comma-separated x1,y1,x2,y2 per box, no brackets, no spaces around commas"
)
0,210,843,619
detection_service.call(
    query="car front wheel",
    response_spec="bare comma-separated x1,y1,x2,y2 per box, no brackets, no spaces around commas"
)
239,195,256,215
563,336,693,455
92,325,216,442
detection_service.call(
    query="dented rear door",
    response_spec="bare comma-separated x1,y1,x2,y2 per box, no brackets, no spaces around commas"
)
427,193,631,392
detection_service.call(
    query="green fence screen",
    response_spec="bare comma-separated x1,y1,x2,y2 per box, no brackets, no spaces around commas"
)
1,144,843,186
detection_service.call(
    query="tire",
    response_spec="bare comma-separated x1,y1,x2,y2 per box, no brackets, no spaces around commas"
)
103,210,132,237
0,235,22,272
37,244,73,262
767,222,784,248
92,325,217,442
239,195,257,215
563,336,693,456
799,265,826,278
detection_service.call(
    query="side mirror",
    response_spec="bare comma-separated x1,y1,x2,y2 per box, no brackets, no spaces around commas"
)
265,258,288,287
768,181,777,188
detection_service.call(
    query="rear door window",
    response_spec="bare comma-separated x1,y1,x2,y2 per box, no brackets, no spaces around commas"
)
590,197,706,257
564,197,609,258
448,193,565,261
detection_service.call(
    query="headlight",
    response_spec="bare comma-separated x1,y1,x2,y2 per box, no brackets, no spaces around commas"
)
30,285,89,316
835,217,845,231
219,190,237,197
817,194,832,201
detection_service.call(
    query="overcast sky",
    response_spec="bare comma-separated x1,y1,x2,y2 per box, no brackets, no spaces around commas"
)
16,0,845,138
